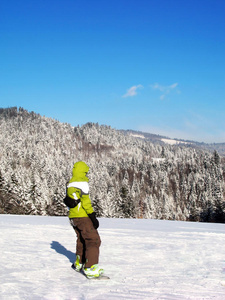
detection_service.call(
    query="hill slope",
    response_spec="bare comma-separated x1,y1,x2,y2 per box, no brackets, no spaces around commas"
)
123,129,225,156
0,214,225,299
0,107,225,222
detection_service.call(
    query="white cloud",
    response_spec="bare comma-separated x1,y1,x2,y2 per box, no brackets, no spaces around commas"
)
170,83,178,89
150,82,178,100
150,83,165,92
122,84,143,98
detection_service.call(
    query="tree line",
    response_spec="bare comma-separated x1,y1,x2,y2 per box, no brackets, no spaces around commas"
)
0,107,225,222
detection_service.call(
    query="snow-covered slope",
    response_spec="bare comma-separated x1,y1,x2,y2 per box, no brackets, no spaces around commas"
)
161,138,191,145
0,215,225,299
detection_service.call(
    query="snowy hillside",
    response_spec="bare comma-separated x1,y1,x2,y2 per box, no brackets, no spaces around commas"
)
1,107,225,222
0,214,225,299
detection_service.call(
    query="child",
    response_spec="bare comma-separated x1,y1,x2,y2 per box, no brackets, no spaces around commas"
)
65,161,103,278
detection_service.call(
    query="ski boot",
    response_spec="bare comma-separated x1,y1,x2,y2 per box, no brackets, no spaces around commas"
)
71,255,83,272
83,264,104,278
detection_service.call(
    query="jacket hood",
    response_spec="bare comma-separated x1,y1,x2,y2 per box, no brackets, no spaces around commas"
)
71,161,89,182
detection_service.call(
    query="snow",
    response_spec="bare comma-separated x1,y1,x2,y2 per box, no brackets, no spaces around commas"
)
161,138,191,145
129,133,146,139
0,215,225,300
152,158,166,162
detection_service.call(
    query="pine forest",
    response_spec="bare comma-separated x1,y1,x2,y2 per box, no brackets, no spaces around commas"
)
0,107,225,222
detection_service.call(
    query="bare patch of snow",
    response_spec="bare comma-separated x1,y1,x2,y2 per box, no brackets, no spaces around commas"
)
130,133,145,139
161,138,191,145
152,158,165,162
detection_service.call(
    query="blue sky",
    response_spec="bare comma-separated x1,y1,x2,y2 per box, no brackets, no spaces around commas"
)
0,0,225,143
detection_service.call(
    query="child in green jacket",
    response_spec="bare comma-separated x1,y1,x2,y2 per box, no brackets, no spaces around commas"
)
65,161,103,278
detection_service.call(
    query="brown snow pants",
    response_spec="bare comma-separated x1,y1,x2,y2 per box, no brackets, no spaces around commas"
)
70,217,101,268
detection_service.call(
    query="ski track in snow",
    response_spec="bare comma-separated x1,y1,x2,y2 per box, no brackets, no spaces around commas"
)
0,215,225,300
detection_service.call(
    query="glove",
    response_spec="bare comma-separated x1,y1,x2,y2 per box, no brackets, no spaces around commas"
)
88,212,99,229
63,195,80,208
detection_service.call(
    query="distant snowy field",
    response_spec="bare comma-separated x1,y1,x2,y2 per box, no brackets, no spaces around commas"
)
0,215,225,300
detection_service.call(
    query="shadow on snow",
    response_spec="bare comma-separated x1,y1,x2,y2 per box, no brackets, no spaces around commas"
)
50,241,75,264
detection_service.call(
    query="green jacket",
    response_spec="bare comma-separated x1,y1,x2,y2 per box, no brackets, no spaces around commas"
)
67,161,94,218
